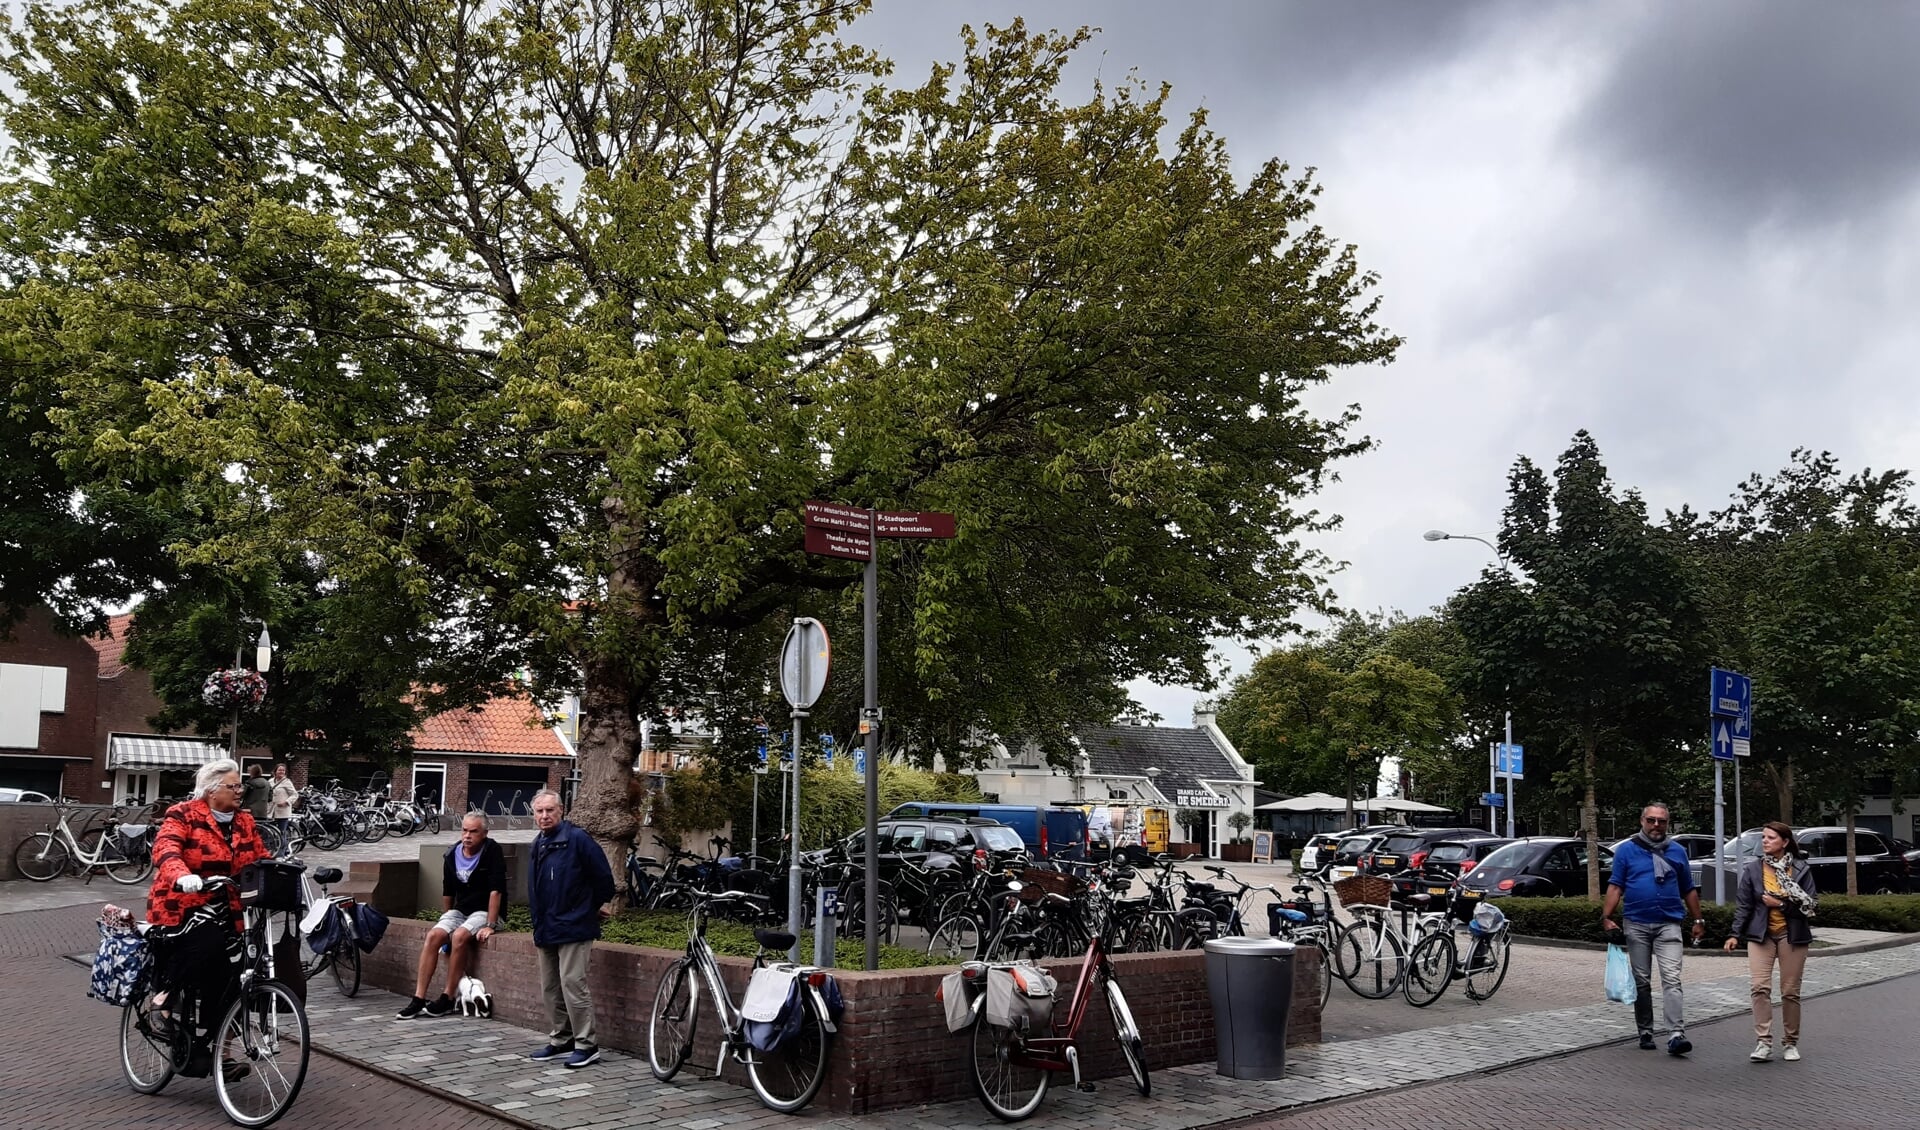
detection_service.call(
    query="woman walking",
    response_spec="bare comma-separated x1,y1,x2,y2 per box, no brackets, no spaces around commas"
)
1723,821,1817,1062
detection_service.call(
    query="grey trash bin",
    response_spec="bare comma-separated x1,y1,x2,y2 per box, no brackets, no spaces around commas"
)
1202,936,1295,1080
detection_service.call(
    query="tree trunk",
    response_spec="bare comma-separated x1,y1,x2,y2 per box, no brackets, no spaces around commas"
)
1763,758,1795,825
1583,734,1601,900
1845,808,1859,896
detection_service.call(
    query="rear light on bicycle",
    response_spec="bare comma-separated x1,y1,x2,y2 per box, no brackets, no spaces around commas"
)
1497,878,1515,890
807,971,829,988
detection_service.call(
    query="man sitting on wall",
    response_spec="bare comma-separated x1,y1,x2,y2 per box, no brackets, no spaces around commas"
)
398,813,506,1018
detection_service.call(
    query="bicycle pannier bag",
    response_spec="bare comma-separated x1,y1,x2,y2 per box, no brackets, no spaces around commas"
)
350,902,390,951
306,904,345,955
89,921,149,1005
983,963,1056,1032
939,971,975,1033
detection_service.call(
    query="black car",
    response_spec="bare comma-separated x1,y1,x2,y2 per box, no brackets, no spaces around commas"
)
1300,824,1407,875
1453,836,1615,915
1359,826,1496,902
1329,829,1407,875
822,817,1027,879
1413,837,1511,897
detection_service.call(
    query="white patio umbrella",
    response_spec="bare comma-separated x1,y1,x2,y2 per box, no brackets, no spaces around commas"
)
1253,791,1350,812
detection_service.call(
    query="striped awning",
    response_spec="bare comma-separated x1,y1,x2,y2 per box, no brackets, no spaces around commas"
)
107,734,227,770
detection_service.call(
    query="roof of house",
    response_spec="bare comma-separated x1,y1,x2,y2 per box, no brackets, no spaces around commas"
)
1074,723,1246,799
86,613,135,678
410,693,570,758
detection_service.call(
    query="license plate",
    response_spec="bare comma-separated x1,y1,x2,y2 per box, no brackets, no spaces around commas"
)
1461,889,1481,899
1428,886,1448,896
1376,856,1399,867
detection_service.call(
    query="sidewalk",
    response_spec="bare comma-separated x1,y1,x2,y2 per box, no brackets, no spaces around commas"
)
299,937,1920,1130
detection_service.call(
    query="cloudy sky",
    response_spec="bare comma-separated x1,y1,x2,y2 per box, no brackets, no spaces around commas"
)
853,0,1920,722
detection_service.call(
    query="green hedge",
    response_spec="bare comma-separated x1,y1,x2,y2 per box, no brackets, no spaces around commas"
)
420,905,941,969
1493,894,1920,945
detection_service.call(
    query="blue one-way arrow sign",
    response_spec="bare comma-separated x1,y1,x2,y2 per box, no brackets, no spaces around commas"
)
1711,719,1736,761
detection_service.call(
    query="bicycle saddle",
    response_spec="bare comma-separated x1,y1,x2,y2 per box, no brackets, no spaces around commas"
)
754,929,797,951
312,867,344,885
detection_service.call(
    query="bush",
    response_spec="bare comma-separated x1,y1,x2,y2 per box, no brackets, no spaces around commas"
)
1493,893,1920,945
426,905,940,968
1290,848,1304,871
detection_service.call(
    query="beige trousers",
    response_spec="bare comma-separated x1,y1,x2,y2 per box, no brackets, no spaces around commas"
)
1747,934,1807,1044
538,940,597,1050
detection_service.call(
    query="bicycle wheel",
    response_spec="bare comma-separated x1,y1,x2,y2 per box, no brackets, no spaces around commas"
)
120,983,177,1094
1104,977,1151,1097
82,829,152,884
968,1015,1050,1122
213,980,309,1128
254,823,283,858
1333,915,1406,999
330,938,361,996
359,814,387,844
1172,907,1220,950
928,914,984,962
12,832,69,881
1402,931,1455,1008
1463,930,1511,1001
745,985,830,1112
647,958,698,1081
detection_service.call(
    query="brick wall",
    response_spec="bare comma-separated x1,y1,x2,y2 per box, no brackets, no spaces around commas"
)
0,608,101,793
359,912,1322,1114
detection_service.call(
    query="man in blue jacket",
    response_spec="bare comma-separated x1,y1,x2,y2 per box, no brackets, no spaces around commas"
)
1600,802,1705,1056
527,789,616,1069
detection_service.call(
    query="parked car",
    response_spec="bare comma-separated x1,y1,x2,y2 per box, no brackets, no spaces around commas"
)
1412,837,1512,898
814,817,1026,879
887,802,1091,862
1716,826,1909,894
1300,824,1405,875
1359,827,1496,903
1453,836,1616,915
1328,829,1408,878
0,788,53,803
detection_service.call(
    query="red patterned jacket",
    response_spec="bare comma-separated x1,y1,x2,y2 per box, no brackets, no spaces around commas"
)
145,797,270,928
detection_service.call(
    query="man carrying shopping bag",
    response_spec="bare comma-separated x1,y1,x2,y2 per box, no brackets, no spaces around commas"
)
1600,802,1704,1055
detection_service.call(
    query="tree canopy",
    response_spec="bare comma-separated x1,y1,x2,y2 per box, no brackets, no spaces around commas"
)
0,0,1398,847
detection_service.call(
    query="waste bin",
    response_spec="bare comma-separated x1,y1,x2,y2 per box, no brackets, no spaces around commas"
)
1202,936,1295,1080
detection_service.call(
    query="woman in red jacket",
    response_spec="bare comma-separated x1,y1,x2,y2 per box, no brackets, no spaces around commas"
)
145,758,271,1036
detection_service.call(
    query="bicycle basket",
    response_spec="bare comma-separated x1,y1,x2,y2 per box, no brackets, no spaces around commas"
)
1470,902,1508,936
1333,874,1393,909
240,858,308,912
1014,866,1083,903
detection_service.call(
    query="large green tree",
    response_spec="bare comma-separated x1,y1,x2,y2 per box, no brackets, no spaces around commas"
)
1,0,1397,861
1450,432,1712,898
1680,451,1920,892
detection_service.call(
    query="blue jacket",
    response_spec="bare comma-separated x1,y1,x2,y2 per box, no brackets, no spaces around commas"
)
528,821,616,947
1607,836,1696,924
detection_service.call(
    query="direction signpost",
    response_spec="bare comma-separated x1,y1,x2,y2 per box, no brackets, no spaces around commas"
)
1708,666,1753,904
801,500,957,968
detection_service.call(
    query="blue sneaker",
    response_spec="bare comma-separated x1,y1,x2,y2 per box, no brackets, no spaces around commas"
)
564,1047,601,1069
529,1042,574,1061
1668,1033,1692,1057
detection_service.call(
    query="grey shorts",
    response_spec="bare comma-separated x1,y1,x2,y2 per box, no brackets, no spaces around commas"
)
435,910,490,937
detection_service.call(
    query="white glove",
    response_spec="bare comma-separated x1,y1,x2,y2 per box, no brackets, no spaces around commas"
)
175,874,204,893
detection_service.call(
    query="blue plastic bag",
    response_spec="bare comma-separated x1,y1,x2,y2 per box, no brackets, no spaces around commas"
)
1605,943,1637,1004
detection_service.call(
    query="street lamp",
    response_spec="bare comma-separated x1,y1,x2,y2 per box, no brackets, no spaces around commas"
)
231,622,272,758
1424,528,1516,838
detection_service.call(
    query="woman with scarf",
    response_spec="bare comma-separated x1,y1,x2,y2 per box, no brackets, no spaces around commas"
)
144,758,273,1041
398,812,507,1018
1724,821,1818,1062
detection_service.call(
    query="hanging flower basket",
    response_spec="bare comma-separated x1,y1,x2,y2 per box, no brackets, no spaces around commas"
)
203,668,268,711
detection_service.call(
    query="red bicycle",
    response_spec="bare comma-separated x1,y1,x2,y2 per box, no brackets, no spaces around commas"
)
952,881,1150,1121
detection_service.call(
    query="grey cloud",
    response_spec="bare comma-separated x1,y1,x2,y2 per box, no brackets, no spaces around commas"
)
1575,2,1920,226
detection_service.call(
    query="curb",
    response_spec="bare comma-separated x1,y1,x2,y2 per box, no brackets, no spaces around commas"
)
1511,931,1920,957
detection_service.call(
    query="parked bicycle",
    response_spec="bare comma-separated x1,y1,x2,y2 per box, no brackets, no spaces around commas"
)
120,866,310,1127
947,878,1150,1121
14,799,154,884
1401,900,1512,1007
646,889,839,1113
297,866,360,996
1330,872,1449,999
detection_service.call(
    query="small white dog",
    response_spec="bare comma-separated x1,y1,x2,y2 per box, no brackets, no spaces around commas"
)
454,975,493,1018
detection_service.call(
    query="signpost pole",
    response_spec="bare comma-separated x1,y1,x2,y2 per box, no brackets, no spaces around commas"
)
789,707,804,962
1503,714,1516,839
1713,756,1726,905
1488,743,1497,835
862,516,880,971
751,772,759,869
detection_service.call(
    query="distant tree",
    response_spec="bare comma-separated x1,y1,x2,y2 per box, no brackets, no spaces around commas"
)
1451,431,1712,899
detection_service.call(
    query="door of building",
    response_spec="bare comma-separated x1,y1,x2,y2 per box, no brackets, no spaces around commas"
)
410,762,446,809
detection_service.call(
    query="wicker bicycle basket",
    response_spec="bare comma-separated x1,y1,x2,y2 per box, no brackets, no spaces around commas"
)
1333,874,1394,909
1015,866,1085,903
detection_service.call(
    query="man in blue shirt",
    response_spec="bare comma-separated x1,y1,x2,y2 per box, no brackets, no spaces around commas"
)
1601,802,1705,1055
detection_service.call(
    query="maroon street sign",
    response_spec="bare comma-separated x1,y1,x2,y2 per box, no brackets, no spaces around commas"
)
804,500,872,532
874,510,956,539
805,525,872,561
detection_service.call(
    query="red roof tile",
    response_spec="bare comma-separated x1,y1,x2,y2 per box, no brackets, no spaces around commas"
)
86,613,135,678
410,692,569,758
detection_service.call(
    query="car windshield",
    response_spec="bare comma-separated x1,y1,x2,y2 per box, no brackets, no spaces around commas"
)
1475,841,1539,871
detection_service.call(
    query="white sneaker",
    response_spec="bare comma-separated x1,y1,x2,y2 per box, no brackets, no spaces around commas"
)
1783,1045,1800,1062
1750,1041,1772,1062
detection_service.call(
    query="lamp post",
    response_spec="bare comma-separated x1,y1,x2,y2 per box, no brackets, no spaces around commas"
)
230,623,272,758
1423,529,1518,838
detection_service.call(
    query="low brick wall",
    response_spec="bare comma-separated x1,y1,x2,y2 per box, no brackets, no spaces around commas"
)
363,914,1321,1114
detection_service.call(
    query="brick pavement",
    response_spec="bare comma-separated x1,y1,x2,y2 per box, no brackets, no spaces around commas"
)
1244,969,1920,1130
2,901,520,1130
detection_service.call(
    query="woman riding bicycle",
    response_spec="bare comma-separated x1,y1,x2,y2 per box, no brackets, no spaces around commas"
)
145,758,272,1039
